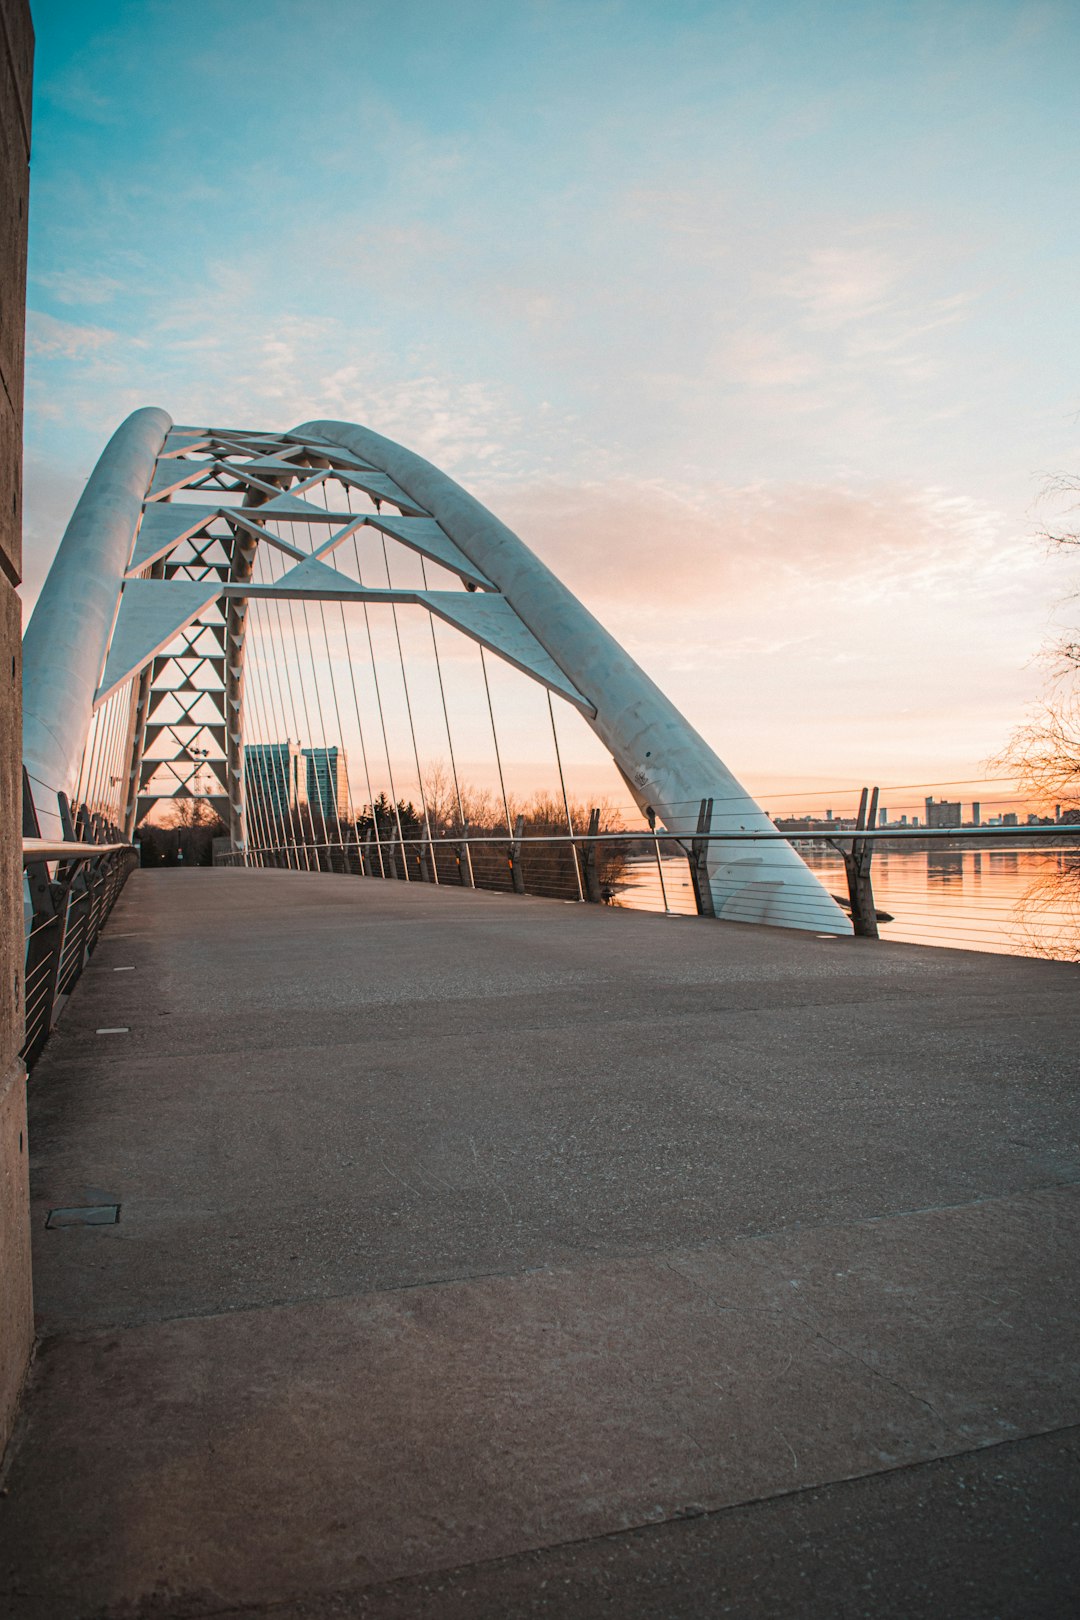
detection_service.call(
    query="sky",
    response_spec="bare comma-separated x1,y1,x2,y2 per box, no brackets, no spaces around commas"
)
22,0,1080,811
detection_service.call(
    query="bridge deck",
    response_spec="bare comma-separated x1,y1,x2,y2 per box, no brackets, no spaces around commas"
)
2,870,1078,1618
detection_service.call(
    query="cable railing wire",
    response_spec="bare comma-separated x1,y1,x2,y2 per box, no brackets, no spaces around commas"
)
214,817,1080,964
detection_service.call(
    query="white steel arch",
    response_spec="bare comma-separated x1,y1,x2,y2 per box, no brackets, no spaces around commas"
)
22,407,851,933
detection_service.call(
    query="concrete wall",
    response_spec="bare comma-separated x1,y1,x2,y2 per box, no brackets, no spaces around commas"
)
0,0,33,1460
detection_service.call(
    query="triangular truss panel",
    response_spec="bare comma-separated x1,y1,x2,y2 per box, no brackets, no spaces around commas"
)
96,579,223,705
420,591,590,710
127,503,223,574
363,514,494,589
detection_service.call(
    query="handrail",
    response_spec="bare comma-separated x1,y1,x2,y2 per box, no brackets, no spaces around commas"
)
213,817,1080,961
229,825,1077,848
23,838,132,863
21,842,140,1069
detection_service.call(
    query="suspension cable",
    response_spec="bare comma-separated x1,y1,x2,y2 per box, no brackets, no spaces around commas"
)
419,556,472,884
479,645,513,835
287,516,348,856
263,546,316,868
547,689,584,901
252,531,311,867
349,523,410,874
381,532,438,881
313,481,363,860
331,485,386,875
242,603,286,864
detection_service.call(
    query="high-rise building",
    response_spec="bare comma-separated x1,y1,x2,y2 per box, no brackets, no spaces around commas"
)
971,802,981,826
303,746,351,820
245,741,307,820
925,797,961,829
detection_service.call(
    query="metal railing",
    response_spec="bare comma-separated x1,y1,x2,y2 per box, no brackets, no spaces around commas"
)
215,796,1080,962
22,770,139,1070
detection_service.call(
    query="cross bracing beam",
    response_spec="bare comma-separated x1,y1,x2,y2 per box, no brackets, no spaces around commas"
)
96,579,223,705
214,576,591,711
23,406,851,931
127,503,226,574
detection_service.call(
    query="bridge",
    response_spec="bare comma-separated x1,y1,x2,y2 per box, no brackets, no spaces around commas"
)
3,411,1079,1616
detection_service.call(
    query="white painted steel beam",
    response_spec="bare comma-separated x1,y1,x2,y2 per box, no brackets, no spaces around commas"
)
96,579,223,705
362,514,494,588
293,418,851,933
219,575,589,708
126,503,224,575
22,407,171,835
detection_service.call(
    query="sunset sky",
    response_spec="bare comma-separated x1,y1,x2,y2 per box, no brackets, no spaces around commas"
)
22,0,1080,813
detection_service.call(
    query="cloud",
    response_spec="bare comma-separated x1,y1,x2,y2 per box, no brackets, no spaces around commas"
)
27,310,117,360
493,475,1013,615
34,269,124,306
775,245,903,328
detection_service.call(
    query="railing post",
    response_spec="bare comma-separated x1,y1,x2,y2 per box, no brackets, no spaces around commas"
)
578,807,603,903
455,820,473,887
843,786,880,939
510,814,526,894
688,797,716,917
645,805,671,912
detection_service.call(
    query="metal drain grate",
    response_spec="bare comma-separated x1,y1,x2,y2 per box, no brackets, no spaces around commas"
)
46,1204,121,1228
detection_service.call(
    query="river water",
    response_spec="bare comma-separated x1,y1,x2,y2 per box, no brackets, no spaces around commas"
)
616,847,1080,961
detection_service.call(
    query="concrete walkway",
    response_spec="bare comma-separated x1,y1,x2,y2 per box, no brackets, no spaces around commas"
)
2,869,1078,1618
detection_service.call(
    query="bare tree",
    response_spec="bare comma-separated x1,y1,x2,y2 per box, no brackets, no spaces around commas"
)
991,477,1080,958
163,796,226,831
994,475,1080,813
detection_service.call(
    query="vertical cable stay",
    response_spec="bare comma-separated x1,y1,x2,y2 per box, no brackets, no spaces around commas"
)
253,614,299,869
255,533,310,868
257,585,310,870
97,688,125,825
73,708,95,820
547,690,584,902
84,697,109,821
381,533,437,881
480,645,513,836
419,555,471,882
113,682,133,824
244,553,283,862
298,593,344,849
292,510,347,855
264,546,316,869
90,690,115,822
313,596,351,855
101,692,120,820
314,481,361,857
240,639,273,864
243,601,285,864
333,486,384,874
241,658,268,864
347,506,409,871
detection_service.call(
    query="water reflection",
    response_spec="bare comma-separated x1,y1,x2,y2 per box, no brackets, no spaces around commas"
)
616,845,1080,959
927,852,964,884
